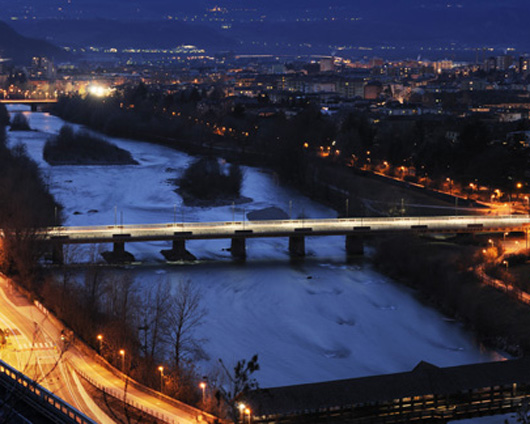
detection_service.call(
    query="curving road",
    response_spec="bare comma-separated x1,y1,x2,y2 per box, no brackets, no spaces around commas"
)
0,275,214,424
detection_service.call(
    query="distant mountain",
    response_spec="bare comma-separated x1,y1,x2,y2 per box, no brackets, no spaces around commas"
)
3,0,529,20
6,0,530,57
11,19,237,50
0,21,69,65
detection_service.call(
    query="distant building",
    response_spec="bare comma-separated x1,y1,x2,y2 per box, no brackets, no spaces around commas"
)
336,79,365,99
364,81,383,100
269,64,286,74
433,60,453,74
519,56,530,77
484,56,497,72
496,55,514,71
320,57,335,73
369,57,385,68
30,56,56,80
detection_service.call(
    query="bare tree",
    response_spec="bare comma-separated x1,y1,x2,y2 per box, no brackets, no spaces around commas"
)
166,280,207,372
139,278,172,360
217,355,260,420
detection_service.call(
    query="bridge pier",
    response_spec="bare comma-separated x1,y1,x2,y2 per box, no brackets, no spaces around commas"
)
231,238,246,260
50,237,66,265
101,235,135,264
289,236,305,257
161,239,196,261
346,235,364,256
30,104,37,112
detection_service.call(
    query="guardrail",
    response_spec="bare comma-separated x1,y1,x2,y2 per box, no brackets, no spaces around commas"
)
0,359,97,424
76,369,179,424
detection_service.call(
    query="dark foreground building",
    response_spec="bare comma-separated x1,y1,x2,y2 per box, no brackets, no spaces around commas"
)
245,358,530,423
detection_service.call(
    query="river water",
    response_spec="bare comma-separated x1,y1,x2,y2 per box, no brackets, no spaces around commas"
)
7,106,503,388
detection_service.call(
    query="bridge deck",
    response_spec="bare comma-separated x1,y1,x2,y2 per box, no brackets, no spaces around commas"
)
35,215,530,244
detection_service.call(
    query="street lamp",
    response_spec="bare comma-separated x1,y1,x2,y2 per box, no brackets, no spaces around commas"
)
238,403,246,423
244,407,251,424
199,381,207,403
158,366,164,392
97,334,103,354
119,349,125,372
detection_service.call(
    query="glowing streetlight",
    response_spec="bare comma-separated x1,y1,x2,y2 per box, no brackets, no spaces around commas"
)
244,407,252,424
199,381,207,403
88,84,110,98
238,403,246,423
97,334,103,353
119,349,125,371
158,366,164,392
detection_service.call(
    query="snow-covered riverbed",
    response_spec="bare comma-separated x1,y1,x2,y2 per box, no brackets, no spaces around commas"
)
7,106,504,388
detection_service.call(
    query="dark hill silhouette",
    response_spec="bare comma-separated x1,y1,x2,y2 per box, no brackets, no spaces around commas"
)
7,0,530,55
11,19,237,50
0,21,69,65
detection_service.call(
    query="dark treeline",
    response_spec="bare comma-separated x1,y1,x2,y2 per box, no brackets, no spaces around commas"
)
374,236,530,355
43,125,138,165
54,85,530,196
0,104,60,289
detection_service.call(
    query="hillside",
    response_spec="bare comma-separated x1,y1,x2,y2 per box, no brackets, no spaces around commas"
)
0,21,69,65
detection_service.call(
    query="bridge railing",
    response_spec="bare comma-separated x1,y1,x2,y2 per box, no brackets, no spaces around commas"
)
0,359,97,424
43,214,530,235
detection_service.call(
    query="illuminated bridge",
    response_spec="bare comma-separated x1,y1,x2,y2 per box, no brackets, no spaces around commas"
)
35,214,530,263
0,99,57,111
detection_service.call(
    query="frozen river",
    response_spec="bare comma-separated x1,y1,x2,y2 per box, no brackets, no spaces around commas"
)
7,106,503,388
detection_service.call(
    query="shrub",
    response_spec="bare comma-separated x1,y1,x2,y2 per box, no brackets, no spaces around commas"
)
179,157,243,200
10,112,30,131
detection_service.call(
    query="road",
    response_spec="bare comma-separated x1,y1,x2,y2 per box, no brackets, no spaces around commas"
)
0,277,112,423
0,275,212,424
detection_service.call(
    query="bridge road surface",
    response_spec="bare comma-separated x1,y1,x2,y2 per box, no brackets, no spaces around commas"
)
42,215,530,244
0,275,204,424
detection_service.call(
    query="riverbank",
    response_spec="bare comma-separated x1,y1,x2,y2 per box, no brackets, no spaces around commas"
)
374,234,530,356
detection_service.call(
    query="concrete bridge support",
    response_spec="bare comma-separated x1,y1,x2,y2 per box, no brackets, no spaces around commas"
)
161,239,196,261
231,238,246,260
30,104,38,112
289,236,305,257
102,235,135,263
51,238,65,265
346,235,364,256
